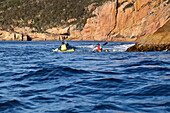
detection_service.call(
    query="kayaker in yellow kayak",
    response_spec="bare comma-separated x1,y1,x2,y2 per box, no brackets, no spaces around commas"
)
60,41,69,51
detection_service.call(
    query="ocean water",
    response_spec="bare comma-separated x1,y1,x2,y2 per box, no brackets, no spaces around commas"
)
0,41,169,113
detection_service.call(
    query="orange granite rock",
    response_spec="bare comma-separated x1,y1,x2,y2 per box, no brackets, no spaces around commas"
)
80,0,169,42
127,19,170,51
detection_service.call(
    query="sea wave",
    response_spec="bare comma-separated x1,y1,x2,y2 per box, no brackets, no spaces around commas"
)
0,41,169,113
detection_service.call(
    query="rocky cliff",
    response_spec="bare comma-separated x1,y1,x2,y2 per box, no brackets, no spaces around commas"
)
0,0,169,48
81,0,169,42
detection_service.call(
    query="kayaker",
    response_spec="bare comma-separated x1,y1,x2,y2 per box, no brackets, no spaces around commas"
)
60,41,69,51
92,43,102,52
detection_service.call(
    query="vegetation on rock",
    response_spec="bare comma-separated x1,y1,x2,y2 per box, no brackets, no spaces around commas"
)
0,0,113,32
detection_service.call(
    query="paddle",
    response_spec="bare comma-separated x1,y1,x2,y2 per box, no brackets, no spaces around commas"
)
102,42,108,46
101,42,108,52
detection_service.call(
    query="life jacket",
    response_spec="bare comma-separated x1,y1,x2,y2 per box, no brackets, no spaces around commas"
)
61,44,67,51
97,45,102,51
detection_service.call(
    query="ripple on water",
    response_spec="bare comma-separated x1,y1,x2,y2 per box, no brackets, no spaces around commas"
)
0,41,169,113
0,99,34,112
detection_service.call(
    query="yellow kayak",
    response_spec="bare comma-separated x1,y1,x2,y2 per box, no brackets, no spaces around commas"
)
53,48,75,52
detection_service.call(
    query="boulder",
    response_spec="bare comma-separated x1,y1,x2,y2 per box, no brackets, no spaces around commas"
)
46,26,70,35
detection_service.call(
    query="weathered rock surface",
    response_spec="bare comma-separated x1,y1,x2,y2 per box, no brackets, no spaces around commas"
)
0,30,26,41
0,26,74,41
136,19,170,45
46,26,70,35
127,19,170,51
81,0,169,42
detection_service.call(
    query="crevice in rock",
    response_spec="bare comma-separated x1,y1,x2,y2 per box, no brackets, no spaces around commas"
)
27,35,32,41
106,0,118,38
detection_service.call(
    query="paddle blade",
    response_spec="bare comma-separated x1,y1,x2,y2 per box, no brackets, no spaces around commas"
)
102,42,108,46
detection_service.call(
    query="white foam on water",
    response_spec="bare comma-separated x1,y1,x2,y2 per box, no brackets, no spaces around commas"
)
115,44,135,52
107,44,135,52
75,43,135,52
76,45,95,49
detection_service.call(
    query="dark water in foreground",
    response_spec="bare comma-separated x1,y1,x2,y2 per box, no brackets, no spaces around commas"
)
0,41,170,113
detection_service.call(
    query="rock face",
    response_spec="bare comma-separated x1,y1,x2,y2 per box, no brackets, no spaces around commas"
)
81,0,169,42
0,30,63,41
0,26,74,41
0,30,26,41
81,1,117,41
136,19,170,45
0,23,81,41
127,19,170,52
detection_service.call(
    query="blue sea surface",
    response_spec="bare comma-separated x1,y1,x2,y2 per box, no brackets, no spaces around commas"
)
0,41,170,113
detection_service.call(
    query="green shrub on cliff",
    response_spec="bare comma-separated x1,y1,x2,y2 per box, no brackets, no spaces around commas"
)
0,0,113,32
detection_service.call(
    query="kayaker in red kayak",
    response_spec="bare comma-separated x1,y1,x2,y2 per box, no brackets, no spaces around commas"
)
92,43,102,52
